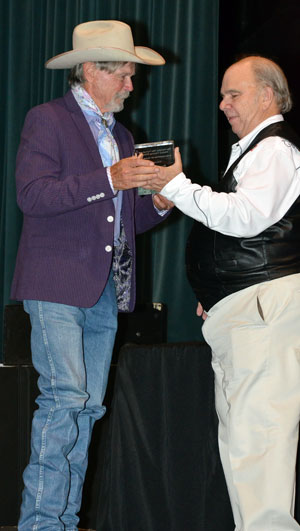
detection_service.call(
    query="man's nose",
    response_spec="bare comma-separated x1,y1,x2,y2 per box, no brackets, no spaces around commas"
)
219,98,226,111
125,78,134,92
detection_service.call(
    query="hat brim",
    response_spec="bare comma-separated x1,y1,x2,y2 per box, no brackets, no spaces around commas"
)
45,45,165,69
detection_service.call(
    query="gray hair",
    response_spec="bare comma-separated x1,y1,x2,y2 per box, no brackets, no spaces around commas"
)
245,56,292,114
68,61,128,86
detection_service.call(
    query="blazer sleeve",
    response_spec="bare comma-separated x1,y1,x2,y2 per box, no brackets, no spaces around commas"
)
134,192,171,234
15,104,116,218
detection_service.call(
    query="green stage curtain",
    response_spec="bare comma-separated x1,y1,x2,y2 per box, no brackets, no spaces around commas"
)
0,0,219,358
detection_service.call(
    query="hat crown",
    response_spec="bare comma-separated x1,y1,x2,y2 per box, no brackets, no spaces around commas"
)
45,19,165,69
73,20,135,53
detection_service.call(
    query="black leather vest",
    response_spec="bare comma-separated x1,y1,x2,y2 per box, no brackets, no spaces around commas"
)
186,121,300,310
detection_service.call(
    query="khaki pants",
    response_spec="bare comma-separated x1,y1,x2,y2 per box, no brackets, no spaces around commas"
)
202,274,300,531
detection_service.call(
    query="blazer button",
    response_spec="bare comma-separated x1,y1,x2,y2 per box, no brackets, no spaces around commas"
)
105,245,112,252
87,197,92,202
107,216,114,222
100,192,105,198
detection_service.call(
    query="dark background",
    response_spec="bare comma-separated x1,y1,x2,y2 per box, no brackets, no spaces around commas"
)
219,0,300,170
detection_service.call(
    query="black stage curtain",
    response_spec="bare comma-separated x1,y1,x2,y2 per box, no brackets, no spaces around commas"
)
96,342,234,531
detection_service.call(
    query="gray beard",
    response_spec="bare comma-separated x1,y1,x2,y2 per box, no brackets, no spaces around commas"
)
106,91,130,113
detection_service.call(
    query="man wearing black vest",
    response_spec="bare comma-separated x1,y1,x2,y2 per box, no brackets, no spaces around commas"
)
147,56,300,530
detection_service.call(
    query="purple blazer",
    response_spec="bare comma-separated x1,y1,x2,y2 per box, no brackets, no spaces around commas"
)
10,91,169,310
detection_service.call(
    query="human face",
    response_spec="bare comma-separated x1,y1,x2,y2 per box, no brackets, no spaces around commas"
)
83,62,135,113
219,60,267,139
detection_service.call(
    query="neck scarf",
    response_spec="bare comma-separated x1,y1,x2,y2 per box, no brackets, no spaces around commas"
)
72,85,119,166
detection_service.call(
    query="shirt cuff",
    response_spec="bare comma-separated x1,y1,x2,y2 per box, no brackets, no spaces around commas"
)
106,166,116,194
154,205,168,216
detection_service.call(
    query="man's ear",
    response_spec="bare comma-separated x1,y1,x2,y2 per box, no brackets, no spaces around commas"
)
82,62,95,83
262,85,274,109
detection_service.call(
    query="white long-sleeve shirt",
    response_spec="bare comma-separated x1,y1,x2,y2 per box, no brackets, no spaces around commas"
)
161,115,300,238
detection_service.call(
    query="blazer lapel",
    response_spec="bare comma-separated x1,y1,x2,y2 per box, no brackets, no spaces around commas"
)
113,123,130,161
63,91,103,168
63,91,132,177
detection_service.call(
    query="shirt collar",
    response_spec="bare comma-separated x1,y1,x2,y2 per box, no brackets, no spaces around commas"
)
232,114,284,155
71,85,115,130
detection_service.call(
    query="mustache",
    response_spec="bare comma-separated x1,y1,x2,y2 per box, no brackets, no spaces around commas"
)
116,91,130,100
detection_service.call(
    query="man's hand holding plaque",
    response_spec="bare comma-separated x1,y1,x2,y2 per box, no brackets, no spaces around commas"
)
141,146,182,194
135,140,176,195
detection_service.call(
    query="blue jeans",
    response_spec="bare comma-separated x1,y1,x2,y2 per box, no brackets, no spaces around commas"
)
18,273,118,531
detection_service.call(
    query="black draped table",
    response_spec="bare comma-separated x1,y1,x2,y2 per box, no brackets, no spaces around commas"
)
96,342,234,531
3,312,300,530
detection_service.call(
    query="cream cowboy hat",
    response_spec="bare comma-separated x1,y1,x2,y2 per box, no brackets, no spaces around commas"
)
45,20,165,69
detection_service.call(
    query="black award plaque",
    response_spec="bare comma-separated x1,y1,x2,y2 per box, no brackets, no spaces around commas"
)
135,140,175,195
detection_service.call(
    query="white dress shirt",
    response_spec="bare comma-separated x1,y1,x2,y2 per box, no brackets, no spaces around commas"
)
161,115,300,237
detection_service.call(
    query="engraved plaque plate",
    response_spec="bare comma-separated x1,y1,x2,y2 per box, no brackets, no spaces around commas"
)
134,140,174,166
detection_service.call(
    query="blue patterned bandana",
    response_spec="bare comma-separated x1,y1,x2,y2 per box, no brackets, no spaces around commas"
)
72,85,119,166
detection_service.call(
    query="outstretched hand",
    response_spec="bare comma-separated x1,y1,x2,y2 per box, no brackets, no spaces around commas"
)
142,147,183,193
110,155,159,191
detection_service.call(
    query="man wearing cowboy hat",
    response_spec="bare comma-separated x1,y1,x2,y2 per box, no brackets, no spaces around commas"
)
11,20,172,530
